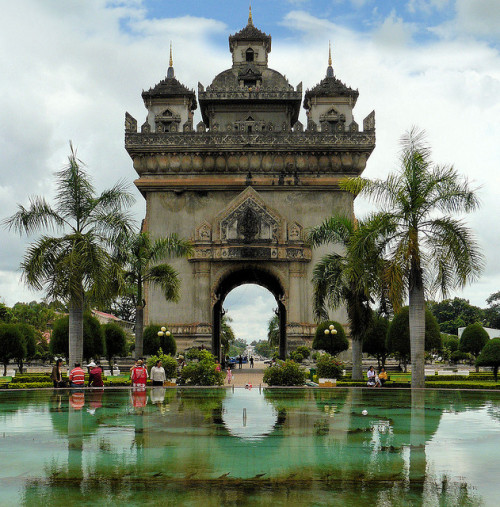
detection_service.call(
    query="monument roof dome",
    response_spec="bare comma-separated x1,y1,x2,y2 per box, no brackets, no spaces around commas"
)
207,66,293,92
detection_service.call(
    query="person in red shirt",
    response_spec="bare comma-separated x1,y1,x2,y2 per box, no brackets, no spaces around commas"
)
69,363,85,387
89,361,104,387
131,360,148,387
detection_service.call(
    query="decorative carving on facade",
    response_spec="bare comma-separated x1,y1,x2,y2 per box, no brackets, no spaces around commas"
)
195,221,212,242
215,187,282,243
293,121,303,132
126,130,375,150
306,119,317,132
288,221,303,242
141,121,151,133
349,120,359,132
125,112,137,133
363,110,376,131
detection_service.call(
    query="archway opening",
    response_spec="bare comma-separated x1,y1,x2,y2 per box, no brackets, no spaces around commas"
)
212,267,286,361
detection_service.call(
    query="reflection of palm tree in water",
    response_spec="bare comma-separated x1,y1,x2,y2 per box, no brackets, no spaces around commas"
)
409,390,426,504
67,392,84,483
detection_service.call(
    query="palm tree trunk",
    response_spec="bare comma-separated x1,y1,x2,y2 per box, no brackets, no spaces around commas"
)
409,266,426,389
351,336,363,380
135,305,144,359
68,298,84,369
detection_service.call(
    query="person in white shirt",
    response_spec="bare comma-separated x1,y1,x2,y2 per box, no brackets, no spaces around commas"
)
367,366,376,387
150,360,166,386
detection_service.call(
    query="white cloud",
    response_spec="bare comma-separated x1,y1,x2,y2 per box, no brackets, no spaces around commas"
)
455,0,500,37
406,0,450,15
373,10,416,46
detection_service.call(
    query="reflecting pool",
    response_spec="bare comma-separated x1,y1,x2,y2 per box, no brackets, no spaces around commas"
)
1,387,499,506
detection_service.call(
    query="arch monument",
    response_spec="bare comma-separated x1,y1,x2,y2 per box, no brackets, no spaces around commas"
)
124,12,375,358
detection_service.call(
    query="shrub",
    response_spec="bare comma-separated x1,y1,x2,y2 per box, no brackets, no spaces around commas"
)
289,351,304,363
143,324,177,356
386,307,442,370
103,323,127,368
0,323,25,375
179,352,224,386
316,353,345,379
185,347,200,360
476,337,500,380
295,346,310,359
263,359,307,386
460,323,489,360
146,348,178,379
50,314,105,362
451,350,472,363
312,321,348,355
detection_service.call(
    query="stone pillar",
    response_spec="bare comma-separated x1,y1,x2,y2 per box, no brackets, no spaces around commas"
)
288,262,303,323
193,261,211,324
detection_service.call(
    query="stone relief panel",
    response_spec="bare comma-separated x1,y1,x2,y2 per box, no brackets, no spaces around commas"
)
288,221,303,242
215,187,283,243
195,221,212,242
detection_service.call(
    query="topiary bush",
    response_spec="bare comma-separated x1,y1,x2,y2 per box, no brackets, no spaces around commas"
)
476,337,500,380
263,359,307,386
312,321,348,355
316,353,345,379
460,323,489,367
146,348,178,379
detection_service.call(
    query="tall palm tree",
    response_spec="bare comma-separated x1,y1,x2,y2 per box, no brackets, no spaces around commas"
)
3,143,135,368
341,128,483,387
123,231,192,359
309,215,390,380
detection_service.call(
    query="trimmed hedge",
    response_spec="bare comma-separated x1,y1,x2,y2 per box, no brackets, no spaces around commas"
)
8,382,53,389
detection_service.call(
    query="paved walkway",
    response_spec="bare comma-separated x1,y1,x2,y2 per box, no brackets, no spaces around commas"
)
226,361,267,387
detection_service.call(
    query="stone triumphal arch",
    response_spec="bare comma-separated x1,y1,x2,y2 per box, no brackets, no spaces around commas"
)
125,10,375,358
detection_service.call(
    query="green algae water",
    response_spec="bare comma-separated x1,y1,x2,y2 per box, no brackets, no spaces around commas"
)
1,387,499,506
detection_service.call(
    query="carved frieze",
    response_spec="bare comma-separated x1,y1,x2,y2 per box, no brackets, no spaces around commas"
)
215,187,283,242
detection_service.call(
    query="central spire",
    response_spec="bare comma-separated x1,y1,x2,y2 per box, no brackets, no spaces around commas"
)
167,41,174,79
327,41,334,78
248,4,253,26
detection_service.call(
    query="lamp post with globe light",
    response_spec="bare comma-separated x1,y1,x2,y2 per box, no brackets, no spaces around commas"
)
157,326,171,338
324,324,337,354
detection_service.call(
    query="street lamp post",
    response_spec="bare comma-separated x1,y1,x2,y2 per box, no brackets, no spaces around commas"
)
324,324,337,354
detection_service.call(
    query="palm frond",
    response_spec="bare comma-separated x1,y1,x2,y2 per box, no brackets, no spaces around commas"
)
307,214,354,247
146,263,181,302
3,197,66,235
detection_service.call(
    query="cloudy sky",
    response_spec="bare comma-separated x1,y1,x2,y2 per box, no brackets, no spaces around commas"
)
1,0,499,342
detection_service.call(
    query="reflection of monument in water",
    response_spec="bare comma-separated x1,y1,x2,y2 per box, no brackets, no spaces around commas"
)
125,8,376,358
19,389,495,504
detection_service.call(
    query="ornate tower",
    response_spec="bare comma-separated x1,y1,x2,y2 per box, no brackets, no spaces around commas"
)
125,13,375,358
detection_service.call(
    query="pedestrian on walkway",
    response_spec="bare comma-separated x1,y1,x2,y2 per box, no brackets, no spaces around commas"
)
250,356,254,368
226,366,233,384
238,355,243,369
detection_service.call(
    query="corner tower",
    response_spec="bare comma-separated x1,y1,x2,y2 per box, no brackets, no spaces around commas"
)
125,12,376,358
